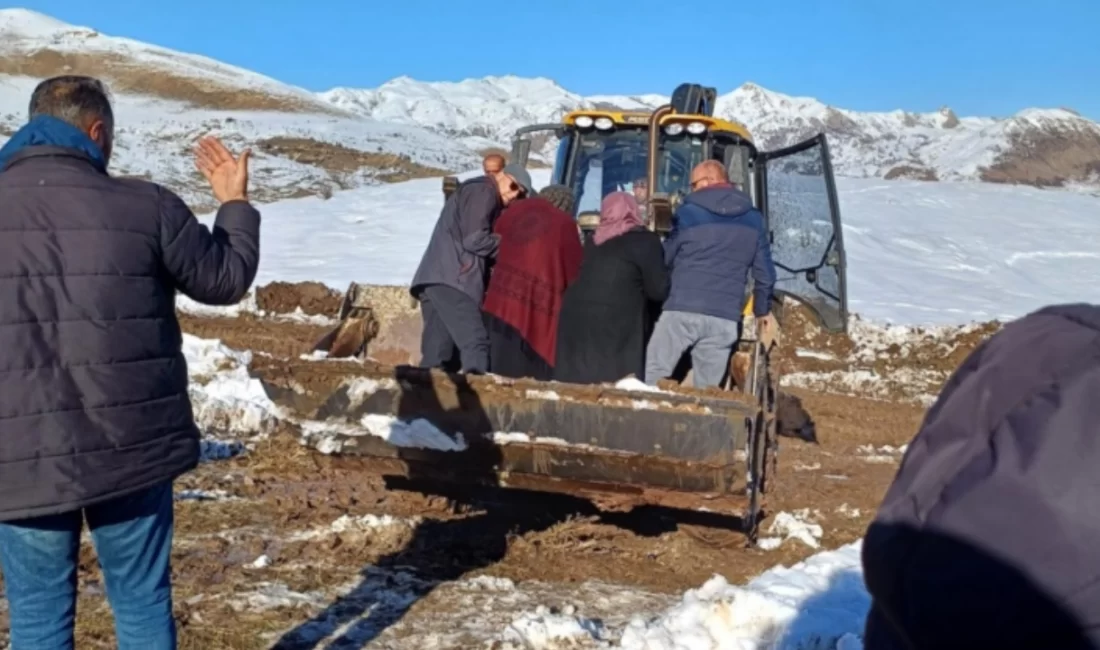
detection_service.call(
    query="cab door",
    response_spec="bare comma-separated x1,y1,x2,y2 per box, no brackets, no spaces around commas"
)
510,124,568,185
753,134,848,332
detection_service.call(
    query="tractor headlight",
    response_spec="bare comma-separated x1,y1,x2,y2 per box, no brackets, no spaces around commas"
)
664,123,684,136
594,117,614,130
686,121,707,135
574,115,594,128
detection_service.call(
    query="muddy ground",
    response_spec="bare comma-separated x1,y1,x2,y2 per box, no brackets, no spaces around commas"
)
0,282,998,649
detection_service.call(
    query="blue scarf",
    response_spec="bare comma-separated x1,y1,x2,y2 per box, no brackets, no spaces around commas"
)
0,115,107,172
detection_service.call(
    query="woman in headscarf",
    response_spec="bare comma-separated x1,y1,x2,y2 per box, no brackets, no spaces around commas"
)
481,185,584,380
554,192,669,384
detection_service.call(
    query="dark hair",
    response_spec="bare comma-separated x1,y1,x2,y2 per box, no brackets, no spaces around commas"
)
538,184,575,214
28,75,114,133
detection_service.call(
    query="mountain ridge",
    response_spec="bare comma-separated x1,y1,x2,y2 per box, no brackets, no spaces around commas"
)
1,7,1097,192
321,75,1100,187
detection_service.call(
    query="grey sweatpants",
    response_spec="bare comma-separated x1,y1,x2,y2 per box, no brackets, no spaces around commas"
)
645,310,740,388
418,284,489,374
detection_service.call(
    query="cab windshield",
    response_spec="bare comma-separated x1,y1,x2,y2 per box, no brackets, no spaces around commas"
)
565,128,707,216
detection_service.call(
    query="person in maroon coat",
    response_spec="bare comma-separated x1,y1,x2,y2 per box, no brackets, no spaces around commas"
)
482,184,584,379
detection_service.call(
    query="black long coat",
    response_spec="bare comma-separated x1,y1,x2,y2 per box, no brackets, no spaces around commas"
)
553,228,669,384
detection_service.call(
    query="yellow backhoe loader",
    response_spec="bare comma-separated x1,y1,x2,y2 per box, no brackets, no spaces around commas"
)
261,83,849,544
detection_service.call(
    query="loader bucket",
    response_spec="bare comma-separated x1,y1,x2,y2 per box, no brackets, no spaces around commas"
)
251,354,775,537
301,283,781,541
311,283,423,365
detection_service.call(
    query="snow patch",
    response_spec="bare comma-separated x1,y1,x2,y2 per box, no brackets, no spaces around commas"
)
343,376,399,406
248,554,273,569
300,414,468,454
856,444,908,464
499,606,607,649
184,335,283,437
286,513,418,542
228,582,329,612
614,377,665,393
836,504,862,519
619,542,868,650
758,510,825,550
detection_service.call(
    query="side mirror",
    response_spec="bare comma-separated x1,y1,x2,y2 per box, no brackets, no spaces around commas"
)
442,176,459,199
650,193,673,233
510,140,532,169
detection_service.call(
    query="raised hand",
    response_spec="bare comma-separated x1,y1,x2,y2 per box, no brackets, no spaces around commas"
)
194,136,251,204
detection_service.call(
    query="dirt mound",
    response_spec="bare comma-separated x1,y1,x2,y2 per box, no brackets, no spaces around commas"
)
178,313,331,359
776,300,1002,404
254,281,343,317
256,137,450,182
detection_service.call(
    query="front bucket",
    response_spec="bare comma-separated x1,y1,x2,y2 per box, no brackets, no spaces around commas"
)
311,283,422,364
252,358,757,500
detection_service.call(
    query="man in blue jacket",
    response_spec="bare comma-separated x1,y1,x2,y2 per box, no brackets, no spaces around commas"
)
645,160,777,388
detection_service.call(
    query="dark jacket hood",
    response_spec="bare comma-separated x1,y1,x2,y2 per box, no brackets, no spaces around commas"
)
682,184,754,217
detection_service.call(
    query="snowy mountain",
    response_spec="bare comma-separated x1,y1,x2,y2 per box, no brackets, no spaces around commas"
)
323,77,1100,188
1,6,1097,211
0,9,481,211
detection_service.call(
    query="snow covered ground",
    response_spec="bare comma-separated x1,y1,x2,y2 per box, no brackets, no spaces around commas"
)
173,170,1098,649
183,329,869,649
189,169,1100,327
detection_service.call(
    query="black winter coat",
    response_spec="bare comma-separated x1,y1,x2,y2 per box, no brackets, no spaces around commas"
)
862,303,1100,650
0,145,260,521
554,228,669,384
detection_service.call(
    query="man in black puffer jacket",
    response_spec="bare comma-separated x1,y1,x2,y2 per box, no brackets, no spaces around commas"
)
0,75,259,649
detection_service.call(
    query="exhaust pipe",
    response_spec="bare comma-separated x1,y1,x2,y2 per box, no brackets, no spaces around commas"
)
645,104,674,231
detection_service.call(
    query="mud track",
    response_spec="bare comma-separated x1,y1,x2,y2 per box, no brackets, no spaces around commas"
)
0,283,995,649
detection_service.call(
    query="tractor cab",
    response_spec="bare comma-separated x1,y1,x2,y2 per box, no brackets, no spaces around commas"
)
502,83,849,334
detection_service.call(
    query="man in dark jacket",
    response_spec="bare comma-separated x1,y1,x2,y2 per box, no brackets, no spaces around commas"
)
411,163,534,374
862,303,1100,650
644,160,776,388
0,75,259,648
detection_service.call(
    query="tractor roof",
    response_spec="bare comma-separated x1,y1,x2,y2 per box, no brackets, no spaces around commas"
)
562,109,753,143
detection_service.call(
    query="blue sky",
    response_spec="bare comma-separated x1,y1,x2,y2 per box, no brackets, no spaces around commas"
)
19,0,1100,119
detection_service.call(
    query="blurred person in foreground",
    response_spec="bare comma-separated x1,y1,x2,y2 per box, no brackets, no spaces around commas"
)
555,191,669,384
482,184,584,380
0,75,259,650
862,303,1100,650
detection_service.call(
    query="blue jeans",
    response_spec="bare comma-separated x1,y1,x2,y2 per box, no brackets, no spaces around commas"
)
0,482,177,650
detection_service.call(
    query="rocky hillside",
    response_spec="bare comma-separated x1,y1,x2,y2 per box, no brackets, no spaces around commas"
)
0,9,481,211
324,77,1100,188
2,7,1096,205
